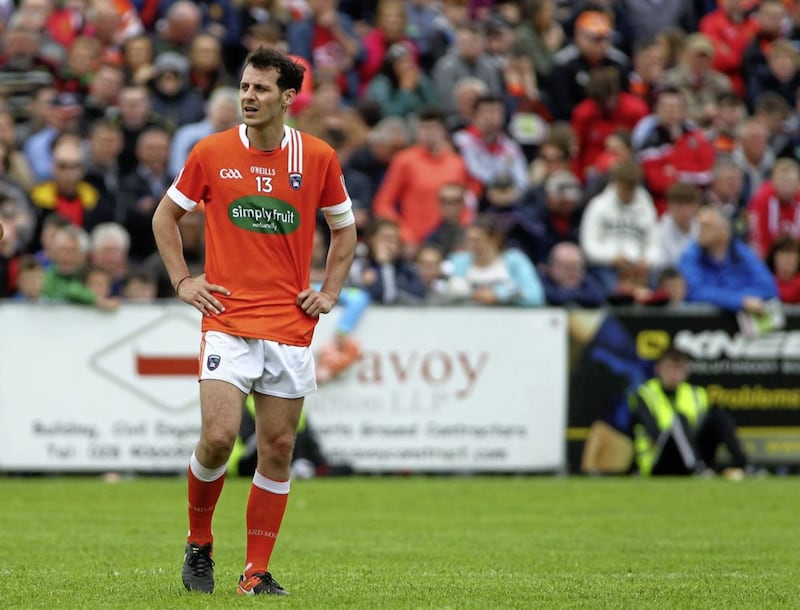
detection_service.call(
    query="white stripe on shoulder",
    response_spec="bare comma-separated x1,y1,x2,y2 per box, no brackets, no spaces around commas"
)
167,184,198,211
238,124,248,148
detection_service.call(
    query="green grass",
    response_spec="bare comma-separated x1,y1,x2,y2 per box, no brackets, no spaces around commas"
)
1,475,798,609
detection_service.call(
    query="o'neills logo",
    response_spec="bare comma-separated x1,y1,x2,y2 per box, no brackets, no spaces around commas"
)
229,196,300,235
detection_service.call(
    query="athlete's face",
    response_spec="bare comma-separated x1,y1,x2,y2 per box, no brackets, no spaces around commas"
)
239,65,295,129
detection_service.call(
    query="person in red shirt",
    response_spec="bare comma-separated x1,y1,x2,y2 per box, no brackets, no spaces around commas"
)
747,158,800,259
699,0,759,97
152,47,357,597
570,66,648,181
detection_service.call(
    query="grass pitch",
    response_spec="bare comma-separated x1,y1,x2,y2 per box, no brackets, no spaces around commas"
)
1,475,797,609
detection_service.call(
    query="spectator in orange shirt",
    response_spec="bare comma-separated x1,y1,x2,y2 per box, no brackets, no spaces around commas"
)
372,107,470,250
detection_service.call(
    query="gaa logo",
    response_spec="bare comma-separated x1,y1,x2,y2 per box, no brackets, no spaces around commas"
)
219,168,243,179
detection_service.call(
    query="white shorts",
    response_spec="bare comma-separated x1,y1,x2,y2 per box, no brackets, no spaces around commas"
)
199,331,317,398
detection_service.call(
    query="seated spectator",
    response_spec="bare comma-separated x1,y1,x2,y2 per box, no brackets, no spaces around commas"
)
656,266,687,306
122,33,156,86
705,91,747,157
24,91,84,183
89,222,131,297
747,158,800,259
12,254,46,302
699,0,758,97
122,268,158,302
413,243,452,304
432,22,504,115
525,169,585,267
663,33,733,128
753,91,794,159
29,133,115,252
0,210,21,296
365,42,439,119
346,115,410,201
83,119,124,212
186,32,234,99
0,191,35,257
34,213,71,267
747,39,800,112
445,76,489,133
731,117,775,201
627,36,667,111
653,182,702,274
549,10,630,121
512,0,565,85
42,223,118,311
635,87,716,214
141,209,205,298
349,218,427,304
424,182,469,257
84,264,114,302
527,125,576,188
766,235,800,304
678,206,778,312
742,0,789,111
446,214,544,307
629,346,755,477
707,158,750,239
358,0,416,91
481,173,542,266
542,241,606,307
168,87,241,177
147,52,206,132
579,159,659,293
570,66,648,181
453,93,530,193
0,111,35,191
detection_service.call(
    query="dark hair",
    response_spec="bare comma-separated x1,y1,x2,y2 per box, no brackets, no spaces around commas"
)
657,266,683,286
666,182,702,204
586,66,620,102
610,159,642,186
766,234,800,273
657,346,689,364
417,106,447,124
243,47,305,92
472,93,505,113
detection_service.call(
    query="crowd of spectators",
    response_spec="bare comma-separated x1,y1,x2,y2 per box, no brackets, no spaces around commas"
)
2,0,800,318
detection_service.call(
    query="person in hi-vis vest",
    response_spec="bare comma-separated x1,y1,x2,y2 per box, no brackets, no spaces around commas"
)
629,347,753,477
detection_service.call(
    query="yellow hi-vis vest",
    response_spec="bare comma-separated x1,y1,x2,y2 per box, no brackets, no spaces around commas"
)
632,379,708,476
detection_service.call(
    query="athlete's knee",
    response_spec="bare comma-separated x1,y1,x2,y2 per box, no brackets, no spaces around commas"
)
260,431,297,462
200,425,238,458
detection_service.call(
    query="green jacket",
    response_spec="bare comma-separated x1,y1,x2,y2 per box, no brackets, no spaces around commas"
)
43,267,96,305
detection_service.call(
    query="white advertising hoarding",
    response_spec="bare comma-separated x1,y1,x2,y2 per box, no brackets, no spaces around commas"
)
0,304,567,473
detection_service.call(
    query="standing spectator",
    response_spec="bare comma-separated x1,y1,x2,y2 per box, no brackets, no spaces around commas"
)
350,217,427,304
453,94,529,193
699,0,758,97
372,107,469,249
431,22,504,115
580,159,659,293
549,10,630,121
286,0,363,101
653,182,702,273
766,235,800,304
148,52,207,132
747,158,800,259
29,134,114,251
542,241,606,307
678,205,778,312
169,87,241,177
663,33,733,128
118,127,173,262
446,214,545,307
635,87,716,214
570,66,648,180
365,42,439,119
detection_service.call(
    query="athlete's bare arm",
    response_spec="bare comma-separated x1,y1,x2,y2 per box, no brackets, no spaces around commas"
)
296,222,357,317
153,196,230,316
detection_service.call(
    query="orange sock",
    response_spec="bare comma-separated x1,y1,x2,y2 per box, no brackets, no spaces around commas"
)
244,471,290,578
187,452,227,545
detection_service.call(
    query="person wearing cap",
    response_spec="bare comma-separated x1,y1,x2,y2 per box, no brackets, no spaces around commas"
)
663,33,733,127
149,51,206,131
628,346,754,477
549,10,630,121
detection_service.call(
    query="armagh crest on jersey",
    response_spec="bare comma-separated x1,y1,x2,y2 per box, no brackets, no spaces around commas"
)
167,124,352,346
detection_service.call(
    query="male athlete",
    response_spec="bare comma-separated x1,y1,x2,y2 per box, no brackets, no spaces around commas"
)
152,47,357,596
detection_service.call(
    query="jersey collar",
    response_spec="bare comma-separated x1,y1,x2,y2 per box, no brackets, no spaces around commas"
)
239,124,290,151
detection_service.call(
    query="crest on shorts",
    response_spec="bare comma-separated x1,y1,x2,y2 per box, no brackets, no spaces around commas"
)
207,354,221,371
289,173,302,191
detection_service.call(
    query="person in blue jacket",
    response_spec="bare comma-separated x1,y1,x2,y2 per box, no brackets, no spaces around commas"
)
678,206,778,313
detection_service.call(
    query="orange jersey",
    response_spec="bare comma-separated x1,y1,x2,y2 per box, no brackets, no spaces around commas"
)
168,124,352,346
